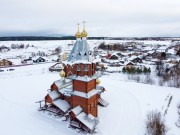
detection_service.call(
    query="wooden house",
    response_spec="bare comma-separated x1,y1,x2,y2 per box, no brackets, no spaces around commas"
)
33,57,47,63
0,59,13,67
49,63,63,72
131,57,143,63
21,58,33,64
176,50,180,56
109,54,119,60
125,62,134,69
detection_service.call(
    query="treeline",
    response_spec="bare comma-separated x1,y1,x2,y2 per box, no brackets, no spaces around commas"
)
98,42,125,51
122,67,151,74
0,36,76,41
0,36,178,41
0,36,106,41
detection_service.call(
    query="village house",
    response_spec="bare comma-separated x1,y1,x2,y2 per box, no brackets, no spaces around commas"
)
21,57,33,64
124,61,135,69
49,63,63,72
130,56,143,63
33,57,47,63
58,52,68,62
0,59,13,67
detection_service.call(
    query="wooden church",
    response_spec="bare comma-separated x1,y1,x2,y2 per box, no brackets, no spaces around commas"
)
39,23,109,133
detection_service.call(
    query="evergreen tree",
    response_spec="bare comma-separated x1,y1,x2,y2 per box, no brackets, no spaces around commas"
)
143,67,148,74
139,68,142,74
131,67,136,74
126,67,130,74
137,67,140,74
122,67,126,73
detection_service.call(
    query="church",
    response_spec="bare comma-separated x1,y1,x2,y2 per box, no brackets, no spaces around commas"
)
40,24,109,133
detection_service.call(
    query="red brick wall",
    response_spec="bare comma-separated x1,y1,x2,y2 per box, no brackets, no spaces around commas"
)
73,80,87,92
51,83,58,90
87,80,96,92
64,96,72,105
72,96,87,113
87,95,98,117
45,94,53,104
72,94,98,117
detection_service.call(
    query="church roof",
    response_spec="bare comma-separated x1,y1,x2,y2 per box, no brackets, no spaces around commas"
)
68,39,93,62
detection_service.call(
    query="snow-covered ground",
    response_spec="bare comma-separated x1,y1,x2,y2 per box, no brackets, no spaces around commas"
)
0,63,180,135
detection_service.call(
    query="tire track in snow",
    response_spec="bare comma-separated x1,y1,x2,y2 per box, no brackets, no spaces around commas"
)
99,78,142,135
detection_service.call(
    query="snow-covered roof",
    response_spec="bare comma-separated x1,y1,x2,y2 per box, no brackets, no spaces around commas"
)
72,89,98,99
71,106,83,116
52,98,70,112
129,56,141,61
54,79,72,90
142,46,152,51
147,50,155,54
167,48,175,54
158,46,167,50
124,61,135,66
68,39,93,62
48,90,61,100
67,73,101,82
76,112,98,131
53,63,63,68
59,52,67,55
59,86,73,97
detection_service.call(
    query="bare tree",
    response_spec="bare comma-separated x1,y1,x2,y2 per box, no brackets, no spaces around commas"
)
144,75,155,85
158,79,165,86
145,110,168,135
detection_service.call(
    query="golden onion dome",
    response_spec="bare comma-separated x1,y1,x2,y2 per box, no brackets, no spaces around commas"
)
59,70,65,78
96,79,101,85
75,30,82,38
81,27,88,37
75,23,82,38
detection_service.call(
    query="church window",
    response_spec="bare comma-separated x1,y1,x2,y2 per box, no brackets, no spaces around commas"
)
92,64,94,70
77,64,81,71
84,64,88,71
84,52,87,56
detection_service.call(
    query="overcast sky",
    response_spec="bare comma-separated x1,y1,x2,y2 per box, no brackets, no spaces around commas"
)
0,0,180,37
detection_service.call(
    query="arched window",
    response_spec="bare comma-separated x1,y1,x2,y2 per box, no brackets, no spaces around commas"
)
79,52,81,55
77,64,81,71
84,52,87,56
84,64,88,71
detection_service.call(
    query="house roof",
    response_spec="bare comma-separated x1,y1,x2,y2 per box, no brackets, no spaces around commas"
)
66,73,101,82
0,59,12,63
48,90,61,100
72,89,99,99
71,106,83,116
76,112,98,131
167,48,175,54
58,86,73,97
109,55,119,60
52,98,70,113
124,61,134,66
54,79,72,90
